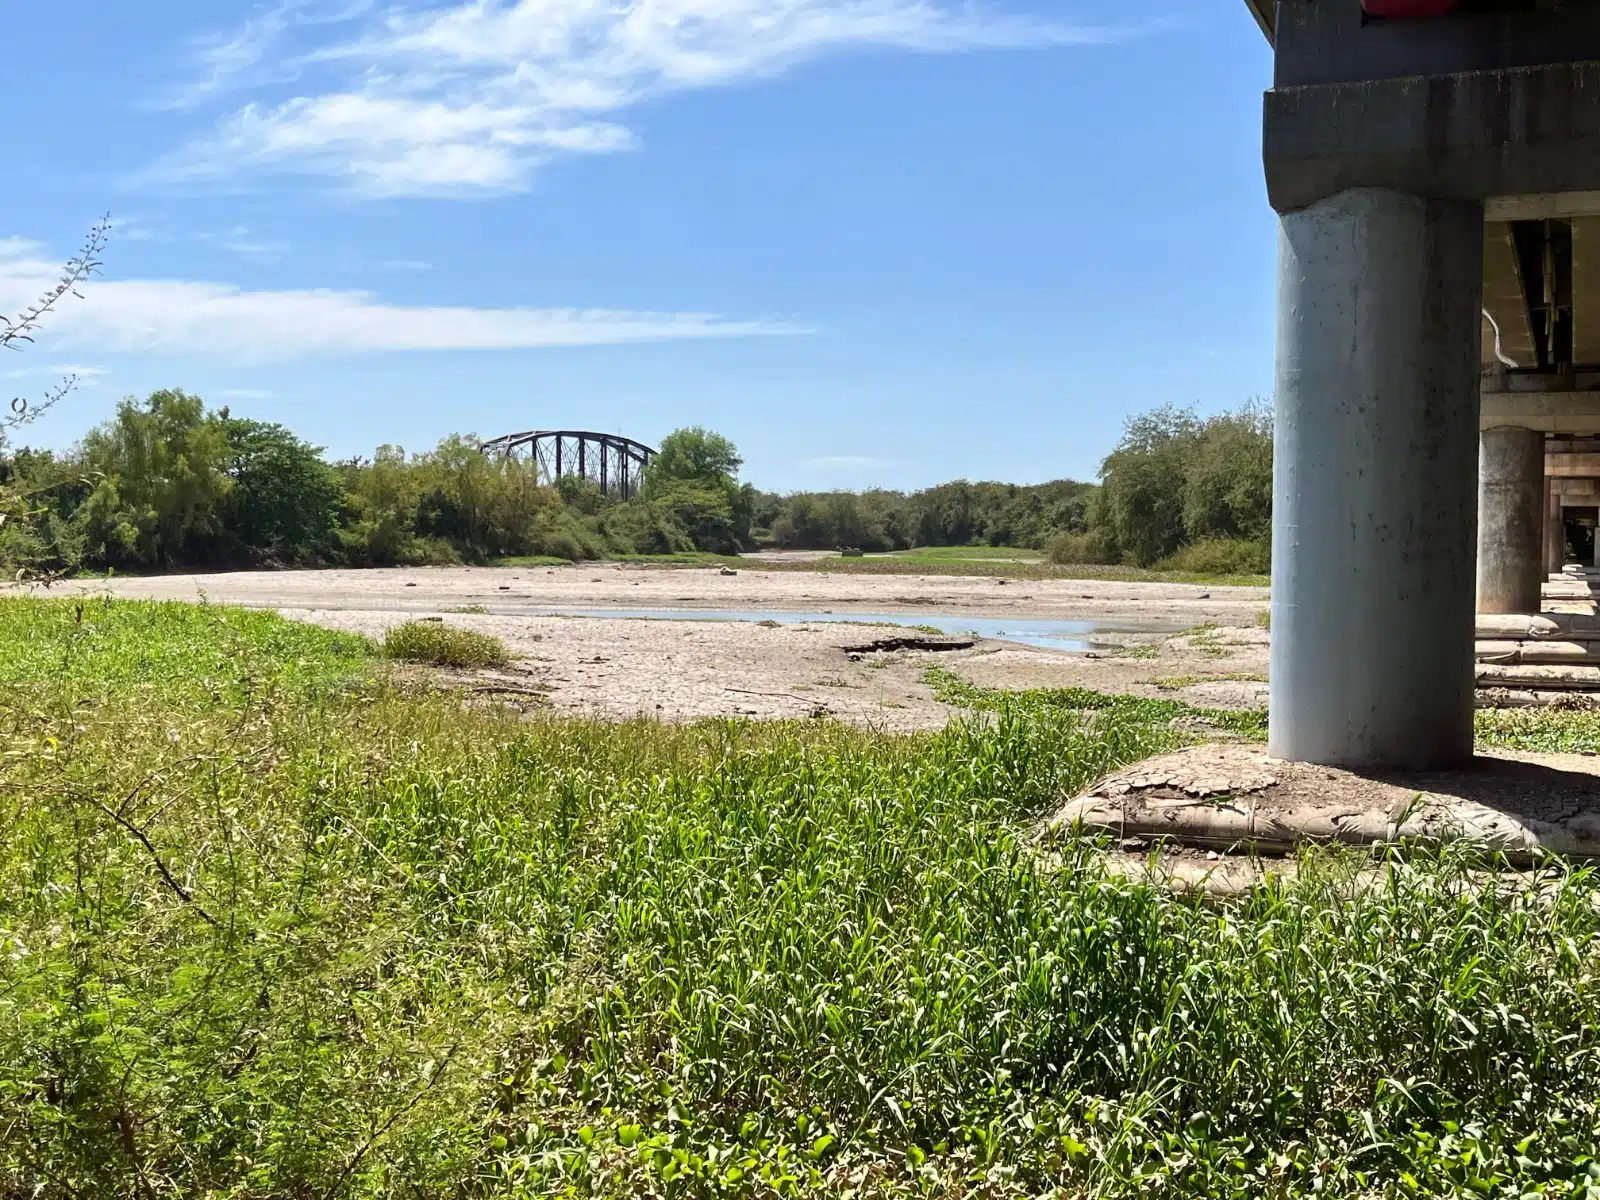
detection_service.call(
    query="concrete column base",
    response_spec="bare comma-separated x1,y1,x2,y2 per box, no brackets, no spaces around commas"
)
1477,426,1546,614
1269,188,1482,770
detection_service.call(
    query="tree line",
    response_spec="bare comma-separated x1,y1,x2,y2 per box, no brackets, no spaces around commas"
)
0,390,1272,576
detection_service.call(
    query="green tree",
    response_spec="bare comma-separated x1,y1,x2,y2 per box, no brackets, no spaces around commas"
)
219,418,340,562
78,390,233,566
1181,400,1272,544
336,445,425,566
643,427,743,497
1090,401,1271,568
643,427,751,552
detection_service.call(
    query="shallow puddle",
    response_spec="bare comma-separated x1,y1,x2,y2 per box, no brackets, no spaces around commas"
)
535,608,1180,652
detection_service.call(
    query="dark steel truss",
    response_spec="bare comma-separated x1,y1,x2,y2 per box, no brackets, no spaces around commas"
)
478,430,657,500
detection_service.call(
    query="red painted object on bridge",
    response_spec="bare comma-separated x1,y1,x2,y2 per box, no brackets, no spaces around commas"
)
1362,0,1459,17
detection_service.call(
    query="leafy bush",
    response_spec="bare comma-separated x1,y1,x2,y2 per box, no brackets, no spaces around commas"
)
1045,530,1119,565
382,620,510,667
599,501,694,556
1156,535,1270,576
1096,400,1272,566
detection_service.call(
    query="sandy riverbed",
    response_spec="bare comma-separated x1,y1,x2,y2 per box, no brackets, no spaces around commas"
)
42,565,1272,726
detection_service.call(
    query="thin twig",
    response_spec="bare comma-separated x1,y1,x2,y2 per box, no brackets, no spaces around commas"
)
320,1044,462,1200
0,216,109,443
88,797,220,926
725,687,820,704
468,684,550,698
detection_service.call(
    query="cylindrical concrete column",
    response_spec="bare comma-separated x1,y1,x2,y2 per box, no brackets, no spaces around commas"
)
1270,188,1483,770
1545,480,1563,575
1477,426,1546,614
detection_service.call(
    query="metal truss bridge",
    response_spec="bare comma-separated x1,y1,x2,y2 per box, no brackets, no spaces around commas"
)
478,430,657,500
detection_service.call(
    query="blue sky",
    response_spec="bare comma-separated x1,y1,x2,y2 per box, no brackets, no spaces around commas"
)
1,0,1274,491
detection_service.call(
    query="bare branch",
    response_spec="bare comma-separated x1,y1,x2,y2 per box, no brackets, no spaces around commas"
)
2,215,111,435
0,215,109,353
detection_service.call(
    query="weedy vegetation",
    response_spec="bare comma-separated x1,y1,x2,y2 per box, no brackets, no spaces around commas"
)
3,600,1600,1197
383,619,511,668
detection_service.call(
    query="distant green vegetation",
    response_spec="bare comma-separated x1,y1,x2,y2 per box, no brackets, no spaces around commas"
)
1,390,1273,582
742,555,1269,587
886,544,1044,562
3,400,756,574
1045,401,1272,572
6,602,1600,1197
757,479,1096,555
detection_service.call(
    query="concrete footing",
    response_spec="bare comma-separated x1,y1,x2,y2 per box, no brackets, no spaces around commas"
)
1269,188,1483,770
1477,426,1547,614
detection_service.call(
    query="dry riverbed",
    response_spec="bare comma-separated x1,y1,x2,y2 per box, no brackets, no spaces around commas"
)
44,564,1271,727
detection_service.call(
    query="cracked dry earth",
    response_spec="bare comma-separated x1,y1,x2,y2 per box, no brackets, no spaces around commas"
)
313,609,978,732
45,564,1274,727
1050,742,1600,859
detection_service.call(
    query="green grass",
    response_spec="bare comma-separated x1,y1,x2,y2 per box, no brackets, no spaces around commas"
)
638,555,1270,586
383,619,511,667
491,554,579,568
6,601,1600,1197
1152,672,1270,691
1110,644,1160,660
883,545,1045,563
0,595,371,701
614,551,744,565
1476,707,1600,753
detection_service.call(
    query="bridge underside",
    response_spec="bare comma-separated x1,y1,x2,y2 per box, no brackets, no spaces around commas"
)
479,430,656,501
1250,0,1600,768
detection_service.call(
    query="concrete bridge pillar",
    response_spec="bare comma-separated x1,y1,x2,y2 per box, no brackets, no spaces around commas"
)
1546,481,1563,576
1476,426,1547,615
1269,188,1482,770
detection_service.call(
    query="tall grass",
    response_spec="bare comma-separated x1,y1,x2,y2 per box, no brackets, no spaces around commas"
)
384,619,510,667
1,602,1598,1196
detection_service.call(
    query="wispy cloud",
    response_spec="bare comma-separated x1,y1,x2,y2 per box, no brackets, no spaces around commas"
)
157,0,374,110
220,387,277,399
152,0,1135,197
197,226,291,262
0,237,802,362
108,216,170,244
3,363,110,381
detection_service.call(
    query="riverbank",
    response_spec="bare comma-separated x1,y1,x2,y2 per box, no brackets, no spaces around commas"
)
39,564,1272,723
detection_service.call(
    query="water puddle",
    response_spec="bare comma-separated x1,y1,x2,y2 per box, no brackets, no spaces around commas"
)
536,608,1179,653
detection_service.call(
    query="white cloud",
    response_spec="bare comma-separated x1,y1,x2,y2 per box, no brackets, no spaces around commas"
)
221,387,277,399
0,238,799,362
154,0,1132,196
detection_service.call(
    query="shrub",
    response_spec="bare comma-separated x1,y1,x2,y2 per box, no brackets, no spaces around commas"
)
1156,536,1270,576
382,620,509,667
1045,531,1118,565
